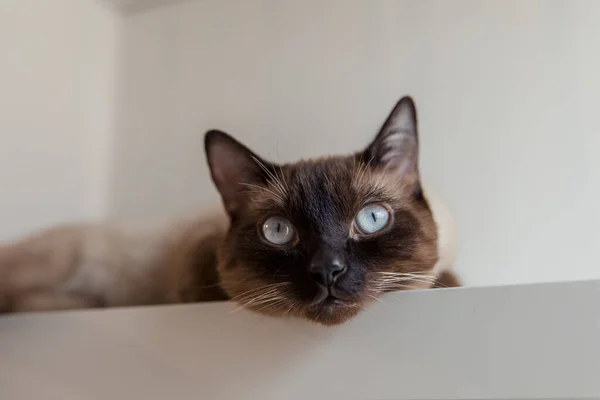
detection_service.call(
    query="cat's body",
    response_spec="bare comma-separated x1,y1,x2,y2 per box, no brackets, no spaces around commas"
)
0,212,227,312
0,96,460,324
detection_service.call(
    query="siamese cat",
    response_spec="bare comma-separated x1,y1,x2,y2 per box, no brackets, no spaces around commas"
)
0,96,459,325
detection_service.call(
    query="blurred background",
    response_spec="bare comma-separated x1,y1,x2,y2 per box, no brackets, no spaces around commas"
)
1,0,599,287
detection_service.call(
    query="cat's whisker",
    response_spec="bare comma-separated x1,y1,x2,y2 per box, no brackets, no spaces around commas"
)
230,281,288,300
378,277,437,285
231,281,293,314
401,274,437,281
248,290,294,315
429,277,448,288
375,276,435,284
377,271,436,278
271,173,287,197
365,293,385,304
374,271,438,287
249,297,283,311
231,293,281,313
354,161,366,186
376,276,414,282
284,303,294,315
237,288,283,306
276,164,289,194
374,283,416,291
231,282,289,303
251,156,287,199
284,302,301,316
239,183,284,203
256,297,289,314
413,278,438,285
376,281,436,291
352,161,361,185
372,272,438,290
243,289,281,303
353,155,375,187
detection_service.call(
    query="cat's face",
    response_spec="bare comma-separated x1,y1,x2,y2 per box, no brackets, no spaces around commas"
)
205,96,438,325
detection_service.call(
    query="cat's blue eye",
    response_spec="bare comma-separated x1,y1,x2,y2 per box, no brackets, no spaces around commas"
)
355,204,391,235
262,216,296,245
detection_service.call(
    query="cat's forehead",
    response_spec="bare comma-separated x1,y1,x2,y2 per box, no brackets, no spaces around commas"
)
282,156,403,201
250,155,406,220
284,156,355,188
270,158,357,236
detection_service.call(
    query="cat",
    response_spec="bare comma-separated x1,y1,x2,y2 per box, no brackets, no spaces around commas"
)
0,96,459,325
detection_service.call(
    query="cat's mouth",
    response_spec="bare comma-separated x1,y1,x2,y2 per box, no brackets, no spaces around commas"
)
308,285,354,308
304,287,362,325
314,295,348,307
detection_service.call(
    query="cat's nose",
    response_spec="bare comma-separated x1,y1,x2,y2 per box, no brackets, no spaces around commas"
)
309,248,348,287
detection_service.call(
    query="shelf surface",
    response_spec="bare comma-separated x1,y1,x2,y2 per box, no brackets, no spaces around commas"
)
1,280,599,399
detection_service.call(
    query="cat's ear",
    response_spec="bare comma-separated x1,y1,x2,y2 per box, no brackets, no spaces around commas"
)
364,96,421,190
205,130,275,217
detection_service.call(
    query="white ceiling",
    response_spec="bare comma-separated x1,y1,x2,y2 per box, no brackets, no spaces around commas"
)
103,0,193,15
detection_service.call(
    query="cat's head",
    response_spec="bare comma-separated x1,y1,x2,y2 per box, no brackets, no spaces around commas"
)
205,96,438,325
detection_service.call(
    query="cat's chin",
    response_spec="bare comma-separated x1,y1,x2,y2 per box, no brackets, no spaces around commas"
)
303,299,363,326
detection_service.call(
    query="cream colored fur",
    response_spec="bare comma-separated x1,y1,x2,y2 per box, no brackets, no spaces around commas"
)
0,210,227,312
423,185,459,277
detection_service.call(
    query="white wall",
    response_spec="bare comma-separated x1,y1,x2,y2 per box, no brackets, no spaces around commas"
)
0,0,120,241
110,0,600,287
